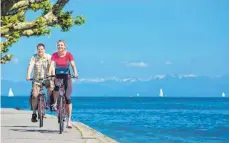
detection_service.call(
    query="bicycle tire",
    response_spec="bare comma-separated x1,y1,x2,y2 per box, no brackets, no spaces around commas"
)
59,97,63,134
38,96,43,127
62,99,65,132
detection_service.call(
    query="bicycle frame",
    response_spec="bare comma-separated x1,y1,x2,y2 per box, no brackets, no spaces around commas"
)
57,79,67,134
37,85,46,127
29,79,47,128
50,74,77,134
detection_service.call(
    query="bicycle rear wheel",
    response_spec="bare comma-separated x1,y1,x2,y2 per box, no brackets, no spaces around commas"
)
38,96,43,127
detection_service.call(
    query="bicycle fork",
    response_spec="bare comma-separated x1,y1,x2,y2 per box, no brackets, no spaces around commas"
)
58,87,67,119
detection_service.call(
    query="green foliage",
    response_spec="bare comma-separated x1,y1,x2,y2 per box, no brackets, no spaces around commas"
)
1,10,25,26
18,15,25,22
1,54,14,64
33,27,51,36
36,16,46,27
1,0,85,64
58,11,73,31
30,0,52,15
1,15,17,26
75,16,86,25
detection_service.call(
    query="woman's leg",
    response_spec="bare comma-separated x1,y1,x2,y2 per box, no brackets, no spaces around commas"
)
52,79,60,111
65,77,73,126
47,79,55,109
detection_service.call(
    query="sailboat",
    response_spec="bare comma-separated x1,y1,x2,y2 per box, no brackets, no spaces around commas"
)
8,88,14,97
222,92,225,97
159,88,164,97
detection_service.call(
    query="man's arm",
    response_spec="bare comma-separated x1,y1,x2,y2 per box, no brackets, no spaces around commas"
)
26,57,35,80
47,54,55,75
48,61,55,75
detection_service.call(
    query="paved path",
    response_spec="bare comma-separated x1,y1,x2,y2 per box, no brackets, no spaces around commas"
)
1,108,119,143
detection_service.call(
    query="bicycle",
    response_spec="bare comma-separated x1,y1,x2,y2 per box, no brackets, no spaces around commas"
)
29,77,50,127
52,75,77,134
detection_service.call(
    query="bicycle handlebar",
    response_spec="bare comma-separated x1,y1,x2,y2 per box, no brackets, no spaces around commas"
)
48,75,78,79
29,75,78,81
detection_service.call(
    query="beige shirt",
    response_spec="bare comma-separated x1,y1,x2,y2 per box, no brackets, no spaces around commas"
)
29,53,51,79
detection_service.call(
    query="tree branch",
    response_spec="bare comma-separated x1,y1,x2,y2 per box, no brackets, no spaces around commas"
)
1,54,14,64
1,0,71,36
21,26,50,36
1,0,86,64
2,0,48,16
9,0,29,12
52,0,69,15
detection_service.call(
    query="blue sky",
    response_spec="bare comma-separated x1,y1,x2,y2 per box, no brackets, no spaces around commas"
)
1,0,229,81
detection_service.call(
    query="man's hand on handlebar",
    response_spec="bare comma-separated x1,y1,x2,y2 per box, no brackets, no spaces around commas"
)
26,76,31,81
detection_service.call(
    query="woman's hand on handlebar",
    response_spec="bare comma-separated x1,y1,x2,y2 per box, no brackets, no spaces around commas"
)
72,74,78,79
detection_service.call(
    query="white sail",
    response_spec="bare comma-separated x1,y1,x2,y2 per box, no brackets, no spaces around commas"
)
159,88,163,97
222,92,225,97
137,93,140,97
8,88,14,97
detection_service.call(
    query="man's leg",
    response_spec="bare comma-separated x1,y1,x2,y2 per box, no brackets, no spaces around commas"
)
31,84,40,122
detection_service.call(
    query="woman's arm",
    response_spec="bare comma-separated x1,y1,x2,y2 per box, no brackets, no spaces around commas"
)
70,60,78,77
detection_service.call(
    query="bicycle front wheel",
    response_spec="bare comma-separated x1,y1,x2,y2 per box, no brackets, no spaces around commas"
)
38,96,43,127
59,97,63,134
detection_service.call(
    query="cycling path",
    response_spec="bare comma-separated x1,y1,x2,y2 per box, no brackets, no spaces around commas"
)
1,108,119,143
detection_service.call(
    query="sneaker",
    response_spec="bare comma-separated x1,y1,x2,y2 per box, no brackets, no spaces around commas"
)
46,100,50,109
63,114,67,121
31,113,38,122
45,104,49,110
42,113,47,118
51,103,57,111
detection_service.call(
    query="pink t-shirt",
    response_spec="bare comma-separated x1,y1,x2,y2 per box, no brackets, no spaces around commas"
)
51,52,74,67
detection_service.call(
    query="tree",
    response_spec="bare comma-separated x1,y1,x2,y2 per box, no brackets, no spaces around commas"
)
1,0,85,64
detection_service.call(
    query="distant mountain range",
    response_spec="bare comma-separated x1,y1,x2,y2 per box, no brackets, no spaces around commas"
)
1,74,229,97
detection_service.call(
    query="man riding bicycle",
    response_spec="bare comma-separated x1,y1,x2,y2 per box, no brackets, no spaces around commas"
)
26,43,54,122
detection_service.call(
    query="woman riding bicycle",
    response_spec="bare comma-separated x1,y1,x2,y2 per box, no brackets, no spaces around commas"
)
48,40,78,128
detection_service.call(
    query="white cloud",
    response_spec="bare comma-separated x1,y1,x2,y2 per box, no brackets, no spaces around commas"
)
120,78,137,82
74,74,198,83
178,74,197,79
165,61,172,65
76,77,137,83
182,74,197,78
78,78,105,83
126,62,148,67
153,74,166,79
